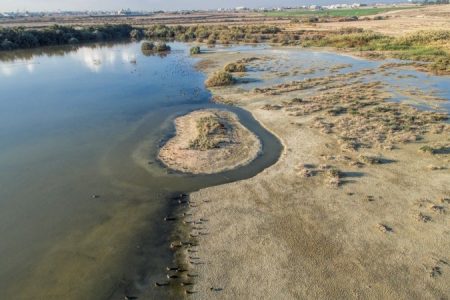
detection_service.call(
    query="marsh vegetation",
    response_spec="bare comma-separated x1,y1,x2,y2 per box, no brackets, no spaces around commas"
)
190,46,201,55
224,62,246,73
2,23,449,74
205,71,235,87
189,115,226,150
302,30,450,74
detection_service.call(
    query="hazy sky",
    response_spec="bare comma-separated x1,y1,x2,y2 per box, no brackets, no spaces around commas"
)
3,0,398,11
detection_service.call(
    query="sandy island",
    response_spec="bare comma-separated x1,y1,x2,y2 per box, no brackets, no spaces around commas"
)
158,109,261,174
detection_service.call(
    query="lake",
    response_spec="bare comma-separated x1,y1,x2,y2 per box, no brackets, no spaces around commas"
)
0,42,282,299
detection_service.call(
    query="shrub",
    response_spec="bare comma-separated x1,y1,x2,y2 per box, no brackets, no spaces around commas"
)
68,37,79,44
190,46,201,55
189,115,225,150
130,29,143,40
141,41,155,51
0,39,17,50
141,41,171,53
205,71,234,87
154,42,171,52
224,62,246,72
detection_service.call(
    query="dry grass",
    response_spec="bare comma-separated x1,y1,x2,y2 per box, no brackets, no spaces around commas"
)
419,143,450,155
224,62,246,73
358,154,383,165
258,77,449,151
324,167,342,187
189,115,227,150
205,71,234,87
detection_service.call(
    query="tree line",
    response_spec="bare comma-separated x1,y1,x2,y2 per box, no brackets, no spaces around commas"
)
1,24,284,51
0,24,133,51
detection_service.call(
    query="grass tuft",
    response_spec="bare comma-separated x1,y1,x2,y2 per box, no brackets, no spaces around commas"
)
224,62,246,72
205,71,234,87
189,115,226,150
190,46,201,55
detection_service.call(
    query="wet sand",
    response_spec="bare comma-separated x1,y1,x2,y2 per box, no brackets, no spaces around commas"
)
183,49,450,298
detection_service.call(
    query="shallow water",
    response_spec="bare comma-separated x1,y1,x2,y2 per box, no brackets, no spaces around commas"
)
0,42,282,299
238,48,450,113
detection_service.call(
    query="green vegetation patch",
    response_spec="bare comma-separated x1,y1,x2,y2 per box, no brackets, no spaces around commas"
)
190,46,201,55
302,30,450,74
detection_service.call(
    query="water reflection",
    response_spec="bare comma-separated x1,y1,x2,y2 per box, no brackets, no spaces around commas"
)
141,49,169,58
0,59,38,76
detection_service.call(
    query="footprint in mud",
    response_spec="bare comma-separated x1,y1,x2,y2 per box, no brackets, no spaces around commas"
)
430,259,448,278
376,223,393,233
430,266,442,278
366,195,375,202
416,212,432,223
430,205,445,214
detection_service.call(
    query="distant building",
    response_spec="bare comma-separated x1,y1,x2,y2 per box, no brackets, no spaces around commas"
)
117,9,131,16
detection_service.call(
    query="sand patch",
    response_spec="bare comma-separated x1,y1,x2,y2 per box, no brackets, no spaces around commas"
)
158,109,261,174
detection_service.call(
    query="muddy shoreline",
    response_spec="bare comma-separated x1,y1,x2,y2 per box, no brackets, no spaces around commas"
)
177,47,450,299
145,104,283,298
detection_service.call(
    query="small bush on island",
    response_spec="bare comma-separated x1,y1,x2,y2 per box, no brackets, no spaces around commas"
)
141,41,171,55
205,71,234,87
141,41,155,51
189,115,226,150
190,46,201,55
224,62,246,72
154,42,171,52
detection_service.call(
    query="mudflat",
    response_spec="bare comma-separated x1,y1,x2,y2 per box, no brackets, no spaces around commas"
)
182,48,450,299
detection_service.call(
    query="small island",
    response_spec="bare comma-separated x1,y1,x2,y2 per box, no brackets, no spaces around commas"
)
158,109,261,174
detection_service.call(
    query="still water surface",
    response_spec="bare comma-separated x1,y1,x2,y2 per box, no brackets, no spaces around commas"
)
0,42,282,299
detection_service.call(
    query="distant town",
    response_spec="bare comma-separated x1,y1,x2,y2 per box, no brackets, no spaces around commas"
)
0,2,434,19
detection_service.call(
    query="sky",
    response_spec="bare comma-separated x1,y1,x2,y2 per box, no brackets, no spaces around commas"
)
2,0,400,12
